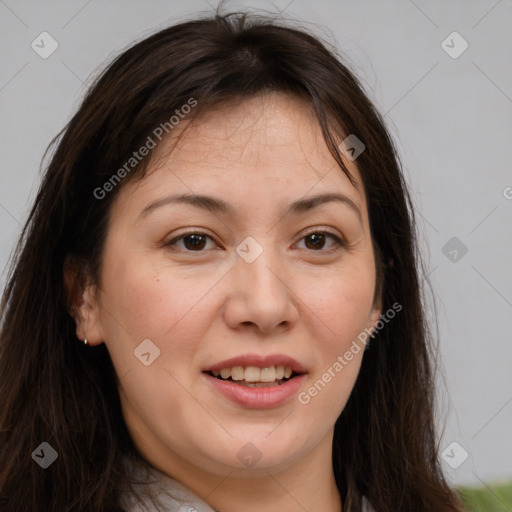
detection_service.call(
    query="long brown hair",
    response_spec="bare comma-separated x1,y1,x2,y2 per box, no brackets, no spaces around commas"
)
0,10,464,512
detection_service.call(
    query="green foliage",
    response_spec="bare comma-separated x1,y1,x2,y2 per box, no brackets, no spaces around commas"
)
457,481,512,512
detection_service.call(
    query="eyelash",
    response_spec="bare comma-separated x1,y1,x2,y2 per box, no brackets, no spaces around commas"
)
164,228,345,254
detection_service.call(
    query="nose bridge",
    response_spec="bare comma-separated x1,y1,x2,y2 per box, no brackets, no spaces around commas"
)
229,235,296,330
236,236,286,296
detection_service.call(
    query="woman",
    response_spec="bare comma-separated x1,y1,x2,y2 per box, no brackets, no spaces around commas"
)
0,10,465,512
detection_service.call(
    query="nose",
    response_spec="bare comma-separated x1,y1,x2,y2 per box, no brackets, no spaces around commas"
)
223,245,299,334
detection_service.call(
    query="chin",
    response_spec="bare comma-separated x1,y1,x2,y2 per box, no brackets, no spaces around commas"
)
209,431,310,471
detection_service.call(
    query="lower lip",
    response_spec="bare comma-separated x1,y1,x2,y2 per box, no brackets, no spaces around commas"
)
203,373,306,409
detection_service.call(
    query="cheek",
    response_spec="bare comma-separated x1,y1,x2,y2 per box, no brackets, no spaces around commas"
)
297,263,374,412
99,250,209,340
97,245,230,389
99,253,218,421
308,264,375,351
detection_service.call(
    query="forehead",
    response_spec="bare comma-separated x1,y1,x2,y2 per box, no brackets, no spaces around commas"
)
165,95,352,170
119,93,365,216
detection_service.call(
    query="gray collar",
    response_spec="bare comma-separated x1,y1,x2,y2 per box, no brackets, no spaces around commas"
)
120,457,216,512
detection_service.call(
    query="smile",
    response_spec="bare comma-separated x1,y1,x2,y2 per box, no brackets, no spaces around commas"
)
202,355,307,408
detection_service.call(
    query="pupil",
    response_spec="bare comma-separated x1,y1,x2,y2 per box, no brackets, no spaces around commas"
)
306,233,324,250
185,234,206,250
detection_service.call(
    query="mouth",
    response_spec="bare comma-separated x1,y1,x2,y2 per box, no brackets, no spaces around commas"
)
206,365,302,387
202,354,307,408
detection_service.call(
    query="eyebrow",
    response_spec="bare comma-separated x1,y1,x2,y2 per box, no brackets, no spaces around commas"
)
138,192,362,224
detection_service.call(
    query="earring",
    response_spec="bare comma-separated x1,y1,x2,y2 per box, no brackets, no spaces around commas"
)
84,338,88,345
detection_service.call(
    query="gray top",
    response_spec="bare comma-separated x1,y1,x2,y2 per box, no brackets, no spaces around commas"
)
120,457,376,512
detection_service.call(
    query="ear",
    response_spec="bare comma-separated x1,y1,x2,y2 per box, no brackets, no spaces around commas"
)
63,256,104,346
368,296,383,335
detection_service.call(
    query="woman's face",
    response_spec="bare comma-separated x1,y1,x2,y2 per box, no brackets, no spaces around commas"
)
81,93,381,477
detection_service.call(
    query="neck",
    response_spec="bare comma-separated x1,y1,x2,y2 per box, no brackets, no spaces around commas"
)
146,431,342,512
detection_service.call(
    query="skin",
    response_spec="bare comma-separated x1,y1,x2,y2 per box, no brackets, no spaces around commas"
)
70,93,382,512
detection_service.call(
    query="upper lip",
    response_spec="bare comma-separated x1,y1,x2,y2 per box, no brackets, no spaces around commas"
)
203,354,307,374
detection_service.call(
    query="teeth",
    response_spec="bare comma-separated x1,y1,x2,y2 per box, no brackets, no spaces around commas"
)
239,380,281,387
260,366,276,382
231,366,245,381
210,365,295,383
245,366,261,382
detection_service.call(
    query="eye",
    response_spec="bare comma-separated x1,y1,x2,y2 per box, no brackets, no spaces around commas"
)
164,231,218,252
296,231,344,252
164,229,344,253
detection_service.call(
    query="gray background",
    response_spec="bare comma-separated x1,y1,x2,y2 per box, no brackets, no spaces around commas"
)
1,0,511,489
